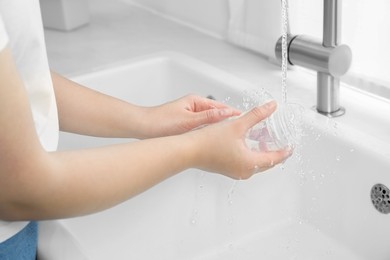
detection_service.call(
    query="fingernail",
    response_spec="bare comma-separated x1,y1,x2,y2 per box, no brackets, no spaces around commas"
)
264,100,277,109
284,147,293,158
219,108,232,116
218,108,226,116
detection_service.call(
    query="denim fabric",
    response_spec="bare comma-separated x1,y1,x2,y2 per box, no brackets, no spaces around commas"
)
0,221,38,260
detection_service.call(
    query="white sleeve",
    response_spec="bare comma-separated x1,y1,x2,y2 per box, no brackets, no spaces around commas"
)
0,14,9,51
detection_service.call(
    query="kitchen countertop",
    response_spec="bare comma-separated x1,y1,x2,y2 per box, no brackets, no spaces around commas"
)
44,0,390,157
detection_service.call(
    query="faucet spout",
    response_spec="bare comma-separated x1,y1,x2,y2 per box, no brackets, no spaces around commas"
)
275,0,352,117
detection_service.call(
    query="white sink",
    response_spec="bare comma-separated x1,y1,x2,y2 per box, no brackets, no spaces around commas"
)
39,52,390,260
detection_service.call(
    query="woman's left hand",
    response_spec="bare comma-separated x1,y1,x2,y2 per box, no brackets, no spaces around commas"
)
139,95,241,138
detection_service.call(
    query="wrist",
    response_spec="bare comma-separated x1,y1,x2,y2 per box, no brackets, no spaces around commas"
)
122,105,151,139
180,129,209,171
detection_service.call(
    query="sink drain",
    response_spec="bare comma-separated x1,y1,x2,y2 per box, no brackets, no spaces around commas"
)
371,184,390,214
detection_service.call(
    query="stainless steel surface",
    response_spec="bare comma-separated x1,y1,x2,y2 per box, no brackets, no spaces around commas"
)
323,0,340,47
317,72,345,116
371,184,390,214
284,35,351,78
275,0,351,117
320,0,346,117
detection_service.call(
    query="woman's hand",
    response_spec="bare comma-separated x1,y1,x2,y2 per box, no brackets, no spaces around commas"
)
187,100,292,179
139,95,241,138
52,72,240,139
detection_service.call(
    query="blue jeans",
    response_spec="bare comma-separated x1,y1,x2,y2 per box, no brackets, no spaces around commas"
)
0,221,38,260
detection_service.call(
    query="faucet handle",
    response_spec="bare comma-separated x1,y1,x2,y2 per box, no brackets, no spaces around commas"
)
275,35,352,78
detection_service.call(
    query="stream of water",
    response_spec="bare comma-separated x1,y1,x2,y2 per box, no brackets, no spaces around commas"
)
281,0,289,104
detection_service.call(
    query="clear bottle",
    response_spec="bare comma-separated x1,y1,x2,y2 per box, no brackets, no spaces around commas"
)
241,89,304,152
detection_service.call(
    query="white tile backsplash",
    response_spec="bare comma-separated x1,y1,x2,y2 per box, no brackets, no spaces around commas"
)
126,0,281,59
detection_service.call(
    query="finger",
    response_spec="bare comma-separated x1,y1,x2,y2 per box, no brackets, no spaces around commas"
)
239,100,277,130
259,148,293,168
193,107,239,126
242,147,292,178
192,96,241,115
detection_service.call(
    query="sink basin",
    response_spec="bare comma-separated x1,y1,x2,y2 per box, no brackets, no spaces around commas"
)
39,52,390,260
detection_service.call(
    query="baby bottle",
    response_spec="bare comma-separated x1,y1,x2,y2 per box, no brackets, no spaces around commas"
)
241,89,304,152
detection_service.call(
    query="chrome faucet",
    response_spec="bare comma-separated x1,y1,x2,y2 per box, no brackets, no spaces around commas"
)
275,0,352,117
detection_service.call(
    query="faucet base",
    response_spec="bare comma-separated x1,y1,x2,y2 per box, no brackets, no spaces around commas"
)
314,106,345,118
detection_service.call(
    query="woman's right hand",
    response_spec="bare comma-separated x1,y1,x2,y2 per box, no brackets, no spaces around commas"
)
187,100,292,180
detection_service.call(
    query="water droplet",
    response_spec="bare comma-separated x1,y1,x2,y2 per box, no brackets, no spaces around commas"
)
336,156,341,162
223,96,231,104
190,210,198,225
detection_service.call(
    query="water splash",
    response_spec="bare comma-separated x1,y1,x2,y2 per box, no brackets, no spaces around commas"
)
189,172,205,226
227,180,239,206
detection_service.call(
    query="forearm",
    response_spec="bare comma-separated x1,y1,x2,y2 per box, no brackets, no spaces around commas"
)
52,72,148,138
3,134,196,221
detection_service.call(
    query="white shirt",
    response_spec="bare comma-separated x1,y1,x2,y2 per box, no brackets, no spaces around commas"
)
0,0,59,242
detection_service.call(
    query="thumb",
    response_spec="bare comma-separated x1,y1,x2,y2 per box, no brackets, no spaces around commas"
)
239,100,277,130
